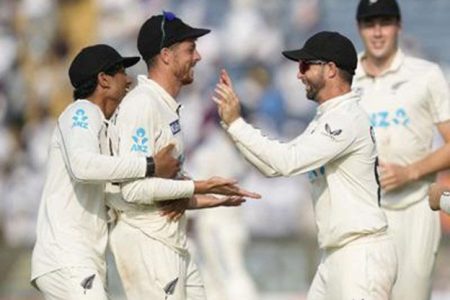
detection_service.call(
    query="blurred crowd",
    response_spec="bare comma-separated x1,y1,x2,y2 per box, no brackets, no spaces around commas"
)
1,0,450,298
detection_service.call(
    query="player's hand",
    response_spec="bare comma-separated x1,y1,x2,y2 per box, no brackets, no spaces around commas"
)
194,176,261,199
154,144,180,178
158,198,190,221
217,195,246,207
212,69,241,126
189,194,249,209
428,183,445,211
379,161,418,192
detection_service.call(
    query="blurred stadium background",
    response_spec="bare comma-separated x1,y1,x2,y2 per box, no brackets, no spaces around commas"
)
0,0,450,299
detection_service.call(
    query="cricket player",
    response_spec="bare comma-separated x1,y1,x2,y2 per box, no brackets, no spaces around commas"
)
31,44,182,299
353,1,450,298
213,31,398,299
106,12,261,300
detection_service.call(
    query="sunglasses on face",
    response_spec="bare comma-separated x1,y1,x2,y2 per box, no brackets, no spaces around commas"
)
160,11,176,50
299,60,328,74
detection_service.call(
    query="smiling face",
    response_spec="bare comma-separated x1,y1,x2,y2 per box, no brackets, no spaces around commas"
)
169,38,201,85
297,60,327,102
102,66,132,118
358,16,401,62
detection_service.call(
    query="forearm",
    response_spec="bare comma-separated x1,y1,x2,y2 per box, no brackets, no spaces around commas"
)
68,151,146,182
188,195,223,209
409,144,450,180
121,178,195,205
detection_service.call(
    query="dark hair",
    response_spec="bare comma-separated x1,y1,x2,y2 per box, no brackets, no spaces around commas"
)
338,68,354,85
73,62,124,100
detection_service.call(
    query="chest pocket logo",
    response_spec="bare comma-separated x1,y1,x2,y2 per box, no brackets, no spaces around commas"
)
72,109,89,129
170,120,181,135
131,128,149,153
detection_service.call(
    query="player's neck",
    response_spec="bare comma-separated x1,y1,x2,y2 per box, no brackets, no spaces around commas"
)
362,52,397,77
148,69,182,99
317,83,351,105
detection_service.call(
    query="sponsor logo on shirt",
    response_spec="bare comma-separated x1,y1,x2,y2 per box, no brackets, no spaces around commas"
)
72,108,89,129
170,120,181,135
322,123,342,141
369,108,410,128
131,127,149,153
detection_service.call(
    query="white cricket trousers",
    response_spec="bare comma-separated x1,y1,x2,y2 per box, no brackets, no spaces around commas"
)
109,219,206,300
34,267,108,300
307,232,397,300
384,199,441,300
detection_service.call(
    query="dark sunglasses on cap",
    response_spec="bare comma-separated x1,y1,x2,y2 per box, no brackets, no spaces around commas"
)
299,60,328,74
159,11,176,50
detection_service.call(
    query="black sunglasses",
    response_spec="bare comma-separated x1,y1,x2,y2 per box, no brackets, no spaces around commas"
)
299,60,328,74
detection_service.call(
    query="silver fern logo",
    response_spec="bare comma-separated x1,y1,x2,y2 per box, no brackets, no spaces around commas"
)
164,277,179,299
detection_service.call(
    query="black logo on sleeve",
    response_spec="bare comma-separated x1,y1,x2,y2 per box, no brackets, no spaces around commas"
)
80,274,96,294
322,123,342,141
325,123,342,136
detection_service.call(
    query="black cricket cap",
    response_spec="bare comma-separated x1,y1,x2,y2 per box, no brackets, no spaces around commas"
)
69,44,140,88
137,11,211,62
356,0,401,21
282,31,357,75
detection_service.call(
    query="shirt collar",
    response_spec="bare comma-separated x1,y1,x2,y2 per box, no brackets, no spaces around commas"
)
137,75,182,114
354,49,405,80
316,91,358,116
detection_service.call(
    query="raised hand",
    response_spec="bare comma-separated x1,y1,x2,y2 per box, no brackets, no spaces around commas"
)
212,69,242,125
154,143,180,178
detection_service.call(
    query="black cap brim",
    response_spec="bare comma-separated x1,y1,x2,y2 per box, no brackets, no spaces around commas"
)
282,49,319,62
172,28,211,44
121,56,140,68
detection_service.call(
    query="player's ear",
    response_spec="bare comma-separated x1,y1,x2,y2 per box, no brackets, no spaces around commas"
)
97,72,111,88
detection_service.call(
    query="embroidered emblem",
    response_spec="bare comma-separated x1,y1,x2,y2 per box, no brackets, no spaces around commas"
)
80,274,95,294
164,277,179,299
325,123,342,136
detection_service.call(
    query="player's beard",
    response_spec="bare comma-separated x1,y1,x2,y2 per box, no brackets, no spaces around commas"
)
304,76,325,101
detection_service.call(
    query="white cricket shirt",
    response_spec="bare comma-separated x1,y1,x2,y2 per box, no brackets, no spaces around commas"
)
354,49,450,209
107,75,195,254
226,91,388,249
31,100,147,282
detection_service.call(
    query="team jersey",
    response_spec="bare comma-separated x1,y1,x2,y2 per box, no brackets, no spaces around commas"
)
225,91,387,249
106,75,195,254
354,49,450,209
31,100,146,282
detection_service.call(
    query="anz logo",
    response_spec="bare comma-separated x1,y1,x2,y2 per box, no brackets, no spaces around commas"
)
370,108,410,128
72,108,89,129
131,127,149,154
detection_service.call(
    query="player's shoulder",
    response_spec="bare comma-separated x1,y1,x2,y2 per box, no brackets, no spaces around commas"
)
402,55,441,75
59,100,102,123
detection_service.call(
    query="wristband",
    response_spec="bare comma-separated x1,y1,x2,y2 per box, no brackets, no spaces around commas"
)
145,157,155,177
440,191,450,214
